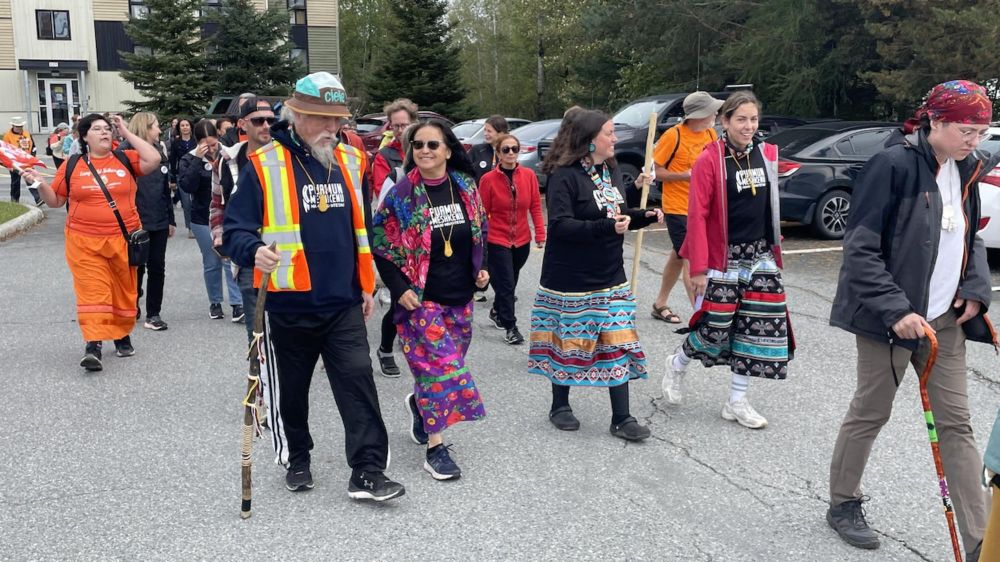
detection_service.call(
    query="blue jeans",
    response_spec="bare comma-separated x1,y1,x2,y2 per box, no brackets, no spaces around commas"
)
178,189,193,230
190,223,242,306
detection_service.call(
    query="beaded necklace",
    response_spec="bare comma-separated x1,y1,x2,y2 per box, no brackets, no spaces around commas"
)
581,158,620,218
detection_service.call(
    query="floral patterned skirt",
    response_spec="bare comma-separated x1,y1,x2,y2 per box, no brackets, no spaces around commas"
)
397,300,486,434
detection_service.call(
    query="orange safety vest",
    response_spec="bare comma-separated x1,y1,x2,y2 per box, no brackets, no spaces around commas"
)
249,140,375,294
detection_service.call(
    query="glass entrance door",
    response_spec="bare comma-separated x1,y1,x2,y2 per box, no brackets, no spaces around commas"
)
45,80,74,130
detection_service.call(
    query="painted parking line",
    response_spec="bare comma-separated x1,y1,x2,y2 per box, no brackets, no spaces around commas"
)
782,247,843,255
993,286,1000,292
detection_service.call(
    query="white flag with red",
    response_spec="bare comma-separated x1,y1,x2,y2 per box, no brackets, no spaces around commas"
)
0,140,47,170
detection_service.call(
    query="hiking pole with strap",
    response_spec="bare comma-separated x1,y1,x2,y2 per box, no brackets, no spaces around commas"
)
918,325,963,562
240,243,274,519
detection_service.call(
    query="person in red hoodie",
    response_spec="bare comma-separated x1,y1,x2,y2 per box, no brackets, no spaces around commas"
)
479,132,546,344
663,91,793,430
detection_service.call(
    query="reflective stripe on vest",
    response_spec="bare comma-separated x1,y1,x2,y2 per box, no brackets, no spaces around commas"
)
253,142,311,291
333,143,376,294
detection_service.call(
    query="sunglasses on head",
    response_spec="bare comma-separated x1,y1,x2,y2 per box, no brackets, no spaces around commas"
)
500,145,520,154
248,116,276,127
412,140,442,151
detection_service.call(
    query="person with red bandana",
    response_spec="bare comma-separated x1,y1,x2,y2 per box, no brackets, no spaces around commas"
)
826,80,997,561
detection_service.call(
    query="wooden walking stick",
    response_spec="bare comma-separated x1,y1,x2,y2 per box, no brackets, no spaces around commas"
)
629,113,658,293
240,244,274,519
918,325,963,562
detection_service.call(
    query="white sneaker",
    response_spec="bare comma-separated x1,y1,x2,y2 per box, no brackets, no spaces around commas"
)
721,397,768,429
662,354,687,405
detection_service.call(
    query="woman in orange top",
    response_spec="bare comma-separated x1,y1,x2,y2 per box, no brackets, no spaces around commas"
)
22,113,161,372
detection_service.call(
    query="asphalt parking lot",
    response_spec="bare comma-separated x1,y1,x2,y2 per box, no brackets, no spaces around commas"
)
3,193,1000,560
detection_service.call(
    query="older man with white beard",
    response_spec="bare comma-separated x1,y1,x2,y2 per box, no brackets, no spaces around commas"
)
223,72,405,502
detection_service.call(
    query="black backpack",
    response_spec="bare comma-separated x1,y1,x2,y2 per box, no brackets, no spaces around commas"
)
64,150,136,195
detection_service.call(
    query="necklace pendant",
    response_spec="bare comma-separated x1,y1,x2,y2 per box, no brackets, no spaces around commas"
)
444,239,454,258
318,192,329,212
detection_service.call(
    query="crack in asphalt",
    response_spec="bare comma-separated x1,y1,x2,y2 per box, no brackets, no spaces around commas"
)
872,530,935,562
784,283,836,305
969,367,1000,393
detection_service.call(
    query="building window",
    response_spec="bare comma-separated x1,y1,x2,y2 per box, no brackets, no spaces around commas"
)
36,10,71,40
129,0,149,19
201,0,222,17
288,0,306,25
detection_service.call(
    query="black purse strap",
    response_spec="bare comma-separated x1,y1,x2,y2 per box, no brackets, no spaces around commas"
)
84,155,131,241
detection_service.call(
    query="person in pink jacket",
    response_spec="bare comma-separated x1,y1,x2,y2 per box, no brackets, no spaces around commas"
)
662,91,794,430
479,132,546,344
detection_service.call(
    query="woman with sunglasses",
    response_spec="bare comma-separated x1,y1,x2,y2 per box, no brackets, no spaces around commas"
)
529,109,663,441
372,120,489,481
478,132,545,345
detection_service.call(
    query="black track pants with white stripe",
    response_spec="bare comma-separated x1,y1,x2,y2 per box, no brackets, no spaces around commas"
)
260,304,390,472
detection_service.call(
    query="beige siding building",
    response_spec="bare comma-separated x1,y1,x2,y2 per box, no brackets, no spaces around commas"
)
0,0,340,137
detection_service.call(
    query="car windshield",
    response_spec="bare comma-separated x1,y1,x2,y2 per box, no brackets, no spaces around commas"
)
452,122,483,139
766,128,836,155
355,119,383,134
510,120,561,142
613,100,669,128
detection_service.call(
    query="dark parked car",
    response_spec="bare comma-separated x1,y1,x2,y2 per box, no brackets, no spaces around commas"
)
769,121,899,239
355,111,454,158
509,119,562,189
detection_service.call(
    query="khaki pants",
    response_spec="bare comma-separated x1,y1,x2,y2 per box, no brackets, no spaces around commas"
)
829,310,989,551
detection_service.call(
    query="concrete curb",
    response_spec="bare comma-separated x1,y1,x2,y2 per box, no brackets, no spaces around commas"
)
0,203,44,242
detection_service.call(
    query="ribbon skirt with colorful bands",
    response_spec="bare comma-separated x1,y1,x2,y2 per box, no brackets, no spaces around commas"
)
682,239,790,378
397,301,486,434
528,282,647,386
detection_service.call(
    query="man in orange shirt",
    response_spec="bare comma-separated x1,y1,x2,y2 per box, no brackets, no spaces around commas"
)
650,92,723,323
3,116,37,204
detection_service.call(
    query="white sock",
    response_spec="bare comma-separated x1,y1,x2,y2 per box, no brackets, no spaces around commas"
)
730,373,749,403
672,350,692,371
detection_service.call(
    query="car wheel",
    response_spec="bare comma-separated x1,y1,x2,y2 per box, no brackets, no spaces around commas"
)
619,163,640,190
813,189,850,239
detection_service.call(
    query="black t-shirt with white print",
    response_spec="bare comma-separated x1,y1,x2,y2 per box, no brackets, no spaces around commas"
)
725,145,769,244
422,177,476,305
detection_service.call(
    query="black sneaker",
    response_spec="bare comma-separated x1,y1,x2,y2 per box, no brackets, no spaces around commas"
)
424,444,461,480
549,406,580,431
144,315,168,331
348,470,406,502
377,349,401,378
114,335,135,357
405,393,429,445
80,341,103,371
827,498,880,550
489,307,504,330
231,305,245,323
609,416,651,441
285,466,314,492
504,326,525,345
209,303,224,319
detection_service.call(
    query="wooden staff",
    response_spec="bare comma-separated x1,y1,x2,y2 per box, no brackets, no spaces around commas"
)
240,244,274,519
629,113,658,293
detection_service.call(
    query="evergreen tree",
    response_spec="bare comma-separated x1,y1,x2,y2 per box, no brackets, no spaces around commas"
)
368,0,465,118
205,0,304,97
121,0,211,116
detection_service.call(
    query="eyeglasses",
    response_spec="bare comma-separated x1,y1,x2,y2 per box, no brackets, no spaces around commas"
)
390,122,411,130
500,145,520,154
955,126,991,143
411,140,442,151
249,116,276,127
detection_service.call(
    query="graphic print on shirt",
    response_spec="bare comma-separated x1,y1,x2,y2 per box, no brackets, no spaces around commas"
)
301,182,345,213
592,187,624,215
79,167,131,192
430,202,466,228
734,166,766,194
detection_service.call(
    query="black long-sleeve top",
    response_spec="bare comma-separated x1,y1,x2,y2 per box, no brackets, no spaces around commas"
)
539,163,658,292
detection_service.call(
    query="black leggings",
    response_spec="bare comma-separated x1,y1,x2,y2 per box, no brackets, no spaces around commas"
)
551,382,630,422
379,307,396,353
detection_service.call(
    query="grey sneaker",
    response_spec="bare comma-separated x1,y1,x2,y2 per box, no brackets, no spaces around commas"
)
209,303,224,319
662,353,687,405
827,498,880,550
144,315,168,331
721,397,768,429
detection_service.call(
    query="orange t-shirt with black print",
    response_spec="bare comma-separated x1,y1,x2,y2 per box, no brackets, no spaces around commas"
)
51,151,143,236
653,122,717,215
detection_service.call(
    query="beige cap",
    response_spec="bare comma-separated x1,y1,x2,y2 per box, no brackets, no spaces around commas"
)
10,116,25,127
683,92,724,120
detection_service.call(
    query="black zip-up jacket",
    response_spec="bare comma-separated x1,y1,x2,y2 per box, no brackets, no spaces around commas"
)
831,128,999,348
121,140,174,231
469,143,496,182
178,150,214,226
